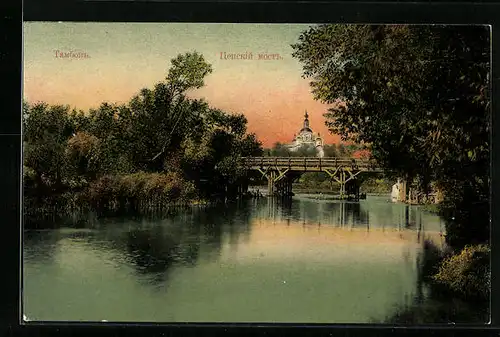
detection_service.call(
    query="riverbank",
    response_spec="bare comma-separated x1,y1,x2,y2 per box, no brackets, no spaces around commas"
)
24,171,221,228
293,189,389,197
249,185,390,196
24,195,213,230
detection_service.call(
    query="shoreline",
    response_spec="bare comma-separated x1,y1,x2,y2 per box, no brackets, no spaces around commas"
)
248,186,390,197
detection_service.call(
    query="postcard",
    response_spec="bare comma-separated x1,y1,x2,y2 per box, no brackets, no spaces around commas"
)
22,22,491,324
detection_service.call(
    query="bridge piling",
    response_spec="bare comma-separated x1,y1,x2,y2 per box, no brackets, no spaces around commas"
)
339,170,346,199
267,170,275,196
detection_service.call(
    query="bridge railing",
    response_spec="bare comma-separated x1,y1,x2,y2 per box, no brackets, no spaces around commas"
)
241,157,380,170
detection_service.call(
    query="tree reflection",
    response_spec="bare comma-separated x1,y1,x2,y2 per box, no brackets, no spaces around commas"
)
23,230,60,264
23,203,255,286
122,203,253,285
126,228,178,275
258,197,372,229
382,239,489,324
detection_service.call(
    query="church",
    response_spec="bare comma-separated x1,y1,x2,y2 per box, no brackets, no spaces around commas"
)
287,111,325,157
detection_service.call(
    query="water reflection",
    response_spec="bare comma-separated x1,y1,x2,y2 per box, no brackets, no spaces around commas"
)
256,196,443,236
122,205,253,283
24,204,255,286
383,239,489,324
126,228,178,276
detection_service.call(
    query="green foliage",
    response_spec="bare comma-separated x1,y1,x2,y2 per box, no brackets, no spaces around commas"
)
359,176,392,194
433,244,490,301
86,171,195,212
299,172,329,187
65,131,101,179
240,133,264,157
292,25,490,248
267,142,291,157
322,144,338,157
268,143,321,157
265,142,363,158
23,52,263,218
166,52,213,96
293,144,318,157
23,103,75,190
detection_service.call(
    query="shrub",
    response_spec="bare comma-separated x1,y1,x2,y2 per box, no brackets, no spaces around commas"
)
180,180,198,202
87,174,120,208
84,171,196,212
433,244,490,301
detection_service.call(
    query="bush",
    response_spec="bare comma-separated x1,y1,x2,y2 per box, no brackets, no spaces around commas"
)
359,176,392,194
433,244,490,301
85,171,195,213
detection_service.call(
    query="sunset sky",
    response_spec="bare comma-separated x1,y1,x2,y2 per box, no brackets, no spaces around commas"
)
23,22,341,147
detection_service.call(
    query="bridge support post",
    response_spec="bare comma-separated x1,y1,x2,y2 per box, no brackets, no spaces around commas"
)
238,178,248,197
276,177,283,196
345,177,361,201
355,180,360,200
339,170,346,199
324,168,362,200
267,170,276,196
284,176,293,196
271,171,294,197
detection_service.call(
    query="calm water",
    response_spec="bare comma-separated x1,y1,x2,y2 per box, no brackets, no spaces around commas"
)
23,195,448,323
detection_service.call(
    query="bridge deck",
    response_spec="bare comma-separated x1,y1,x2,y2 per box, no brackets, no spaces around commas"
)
242,157,383,172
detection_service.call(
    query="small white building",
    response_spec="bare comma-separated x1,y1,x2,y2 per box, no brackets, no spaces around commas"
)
391,179,407,203
391,183,400,202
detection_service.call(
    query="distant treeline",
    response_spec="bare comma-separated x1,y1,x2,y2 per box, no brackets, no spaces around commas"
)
263,142,367,158
23,52,263,220
284,172,391,194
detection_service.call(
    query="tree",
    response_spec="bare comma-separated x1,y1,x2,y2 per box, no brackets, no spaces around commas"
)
65,131,101,179
292,24,490,248
336,143,347,157
292,144,318,157
322,144,338,157
240,133,264,157
23,51,264,214
150,52,213,163
270,142,292,157
23,103,75,191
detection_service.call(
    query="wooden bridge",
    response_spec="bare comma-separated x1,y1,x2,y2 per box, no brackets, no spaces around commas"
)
241,157,384,199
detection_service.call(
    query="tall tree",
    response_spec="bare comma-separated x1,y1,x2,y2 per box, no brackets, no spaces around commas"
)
149,52,213,164
23,103,74,191
292,24,490,248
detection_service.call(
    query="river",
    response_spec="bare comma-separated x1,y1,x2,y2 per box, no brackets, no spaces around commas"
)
24,194,475,323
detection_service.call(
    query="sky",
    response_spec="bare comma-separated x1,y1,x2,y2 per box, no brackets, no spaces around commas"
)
23,22,341,147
